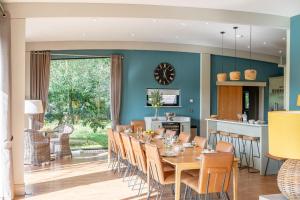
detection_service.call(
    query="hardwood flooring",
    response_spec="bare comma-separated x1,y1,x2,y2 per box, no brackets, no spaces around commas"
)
17,150,279,200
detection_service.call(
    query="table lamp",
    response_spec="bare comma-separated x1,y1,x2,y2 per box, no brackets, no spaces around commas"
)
268,111,300,199
24,100,44,129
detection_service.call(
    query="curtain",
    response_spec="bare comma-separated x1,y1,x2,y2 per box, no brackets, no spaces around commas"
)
110,55,123,129
30,51,51,130
0,14,14,200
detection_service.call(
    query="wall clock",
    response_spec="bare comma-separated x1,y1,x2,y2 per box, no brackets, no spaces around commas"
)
154,62,176,85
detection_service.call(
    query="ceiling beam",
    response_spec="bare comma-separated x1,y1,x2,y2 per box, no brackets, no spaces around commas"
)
25,41,280,64
5,3,289,29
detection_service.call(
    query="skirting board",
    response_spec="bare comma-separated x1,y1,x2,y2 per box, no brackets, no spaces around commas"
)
14,183,25,196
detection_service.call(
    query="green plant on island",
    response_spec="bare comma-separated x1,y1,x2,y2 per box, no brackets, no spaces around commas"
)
149,90,163,119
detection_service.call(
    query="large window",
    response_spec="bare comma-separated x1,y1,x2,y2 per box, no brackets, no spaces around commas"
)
45,58,111,149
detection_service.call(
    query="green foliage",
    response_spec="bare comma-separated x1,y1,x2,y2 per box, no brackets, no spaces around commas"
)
45,58,111,132
149,89,163,108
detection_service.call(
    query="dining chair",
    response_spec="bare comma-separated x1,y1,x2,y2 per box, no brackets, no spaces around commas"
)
107,128,118,170
130,120,146,132
178,132,190,143
216,141,234,153
120,133,137,183
145,143,176,200
193,136,207,149
182,152,234,200
116,124,133,132
154,128,165,136
113,131,127,175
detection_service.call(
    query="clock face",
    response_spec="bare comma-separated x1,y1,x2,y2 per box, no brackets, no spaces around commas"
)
154,63,176,85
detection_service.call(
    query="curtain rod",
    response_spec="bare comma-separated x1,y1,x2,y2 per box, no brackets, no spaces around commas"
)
0,2,6,17
30,52,124,59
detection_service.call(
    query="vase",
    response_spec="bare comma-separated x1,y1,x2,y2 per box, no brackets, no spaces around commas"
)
154,108,159,120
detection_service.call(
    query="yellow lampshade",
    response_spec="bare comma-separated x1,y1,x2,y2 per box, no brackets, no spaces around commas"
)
297,95,300,106
268,111,300,159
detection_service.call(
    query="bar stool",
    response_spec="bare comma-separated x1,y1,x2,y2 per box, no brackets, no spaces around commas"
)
242,135,260,173
207,129,219,148
264,153,287,176
219,131,231,142
229,133,243,167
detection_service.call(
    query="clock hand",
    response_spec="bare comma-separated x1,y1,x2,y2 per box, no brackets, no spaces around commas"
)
163,69,167,79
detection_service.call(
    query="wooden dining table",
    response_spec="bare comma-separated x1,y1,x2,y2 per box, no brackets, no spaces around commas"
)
145,138,239,200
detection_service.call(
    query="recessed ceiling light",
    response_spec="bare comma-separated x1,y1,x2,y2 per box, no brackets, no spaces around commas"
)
180,22,186,26
205,22,209,25
247,45,250,49
263,41,267,45
278,50,283,54
130,33,135,37
175,35,179,39
236,34,244,38
282,37,286,40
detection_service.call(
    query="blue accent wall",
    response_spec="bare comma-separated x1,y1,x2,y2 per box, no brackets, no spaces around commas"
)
52,50,201,129
290,15,300,110
210,55,284,121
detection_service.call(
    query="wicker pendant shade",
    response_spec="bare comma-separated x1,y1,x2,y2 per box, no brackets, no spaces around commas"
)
230,26,241,81
217,31,227,82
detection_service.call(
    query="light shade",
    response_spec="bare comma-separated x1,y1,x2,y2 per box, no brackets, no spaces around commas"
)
297,95,300,106
268,111,300,159
24,100,44,114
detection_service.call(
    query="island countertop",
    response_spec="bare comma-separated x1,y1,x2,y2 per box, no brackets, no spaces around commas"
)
206,118,268,127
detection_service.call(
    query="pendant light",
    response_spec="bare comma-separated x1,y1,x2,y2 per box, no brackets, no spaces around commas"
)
217,31,227,82
244,25,257,80
229,26,241,80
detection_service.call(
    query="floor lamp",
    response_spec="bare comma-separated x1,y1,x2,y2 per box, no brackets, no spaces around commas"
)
24,100,44,129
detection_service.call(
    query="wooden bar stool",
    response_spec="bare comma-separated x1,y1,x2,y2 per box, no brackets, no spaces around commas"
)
242,135,260,173
264,153,287,176
229,133,243,167
219,131,231,142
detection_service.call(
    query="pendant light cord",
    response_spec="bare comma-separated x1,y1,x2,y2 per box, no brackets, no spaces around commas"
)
233,27,238,71
249,25,252,68
221,31,225,72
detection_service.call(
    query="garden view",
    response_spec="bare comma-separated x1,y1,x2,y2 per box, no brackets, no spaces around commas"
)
45,57,111,149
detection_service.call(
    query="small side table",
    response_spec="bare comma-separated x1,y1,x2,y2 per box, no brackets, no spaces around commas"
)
259,194,287,200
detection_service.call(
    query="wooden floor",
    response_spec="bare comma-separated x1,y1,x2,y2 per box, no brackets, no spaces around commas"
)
17,150,279,200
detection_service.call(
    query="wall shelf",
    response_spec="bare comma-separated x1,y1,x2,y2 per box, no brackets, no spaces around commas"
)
216,81,267,87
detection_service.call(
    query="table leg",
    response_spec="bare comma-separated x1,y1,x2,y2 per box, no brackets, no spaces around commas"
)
174,165,182,200
147,160,150,199
233,161,239,200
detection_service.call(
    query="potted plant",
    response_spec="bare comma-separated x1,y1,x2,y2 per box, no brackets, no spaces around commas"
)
149,89,163,120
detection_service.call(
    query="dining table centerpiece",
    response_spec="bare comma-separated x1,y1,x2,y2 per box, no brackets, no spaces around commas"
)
149,89,163,120
144,130,155,142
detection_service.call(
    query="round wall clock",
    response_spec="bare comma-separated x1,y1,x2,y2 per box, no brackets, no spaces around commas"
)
154,62,176,85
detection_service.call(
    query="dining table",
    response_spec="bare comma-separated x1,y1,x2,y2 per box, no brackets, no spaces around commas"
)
145,137,239,200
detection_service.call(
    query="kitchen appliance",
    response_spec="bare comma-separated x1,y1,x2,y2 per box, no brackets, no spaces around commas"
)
162,122,180,136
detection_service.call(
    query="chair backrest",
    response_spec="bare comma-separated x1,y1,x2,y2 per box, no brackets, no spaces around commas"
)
178,132,190,143
193,136,207,149
145,143,165,184
113,131,126,160
107,128,117,153
120,133,136,165
198,152,234,194
24,129,48,144
154,128,165,135
116,125,133,132
165,130,176,137
130,120,146,132
216,141,234,153
131,137,147,173
54,124,74,135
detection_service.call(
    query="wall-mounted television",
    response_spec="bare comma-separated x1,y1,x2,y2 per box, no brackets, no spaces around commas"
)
146,89,180,107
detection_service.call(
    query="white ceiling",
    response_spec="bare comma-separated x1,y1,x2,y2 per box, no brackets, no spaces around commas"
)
26,17,286,56
4,0,300,17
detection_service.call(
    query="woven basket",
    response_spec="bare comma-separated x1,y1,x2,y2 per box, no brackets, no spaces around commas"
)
217,73,227,82
278,159,300,199
229,71,241,80
244,69,257,80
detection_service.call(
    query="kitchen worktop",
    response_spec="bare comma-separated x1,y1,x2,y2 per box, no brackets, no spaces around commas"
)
206,118,268,127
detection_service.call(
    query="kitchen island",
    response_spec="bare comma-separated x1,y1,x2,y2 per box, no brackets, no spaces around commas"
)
206,118,278,175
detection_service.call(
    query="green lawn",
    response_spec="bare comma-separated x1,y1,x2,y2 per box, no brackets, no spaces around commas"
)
45,121,110,150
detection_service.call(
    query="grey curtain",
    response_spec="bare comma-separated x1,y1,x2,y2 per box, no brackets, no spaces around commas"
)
110,55,123,129
0,14,14,199
30,51,51,130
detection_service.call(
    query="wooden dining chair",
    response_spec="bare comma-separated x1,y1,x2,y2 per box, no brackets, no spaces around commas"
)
130,120,146,132
154,128,165,136
113,131,127,175
193,136,207,149
216,141,234,153
107,128,118,169
120,133,137,183
182,152,234,200
178,132,190,143
116,124,133,132
145,143,176,199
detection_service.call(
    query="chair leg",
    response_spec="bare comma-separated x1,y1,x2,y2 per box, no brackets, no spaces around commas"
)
264,157,270,176
184,185,188,199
